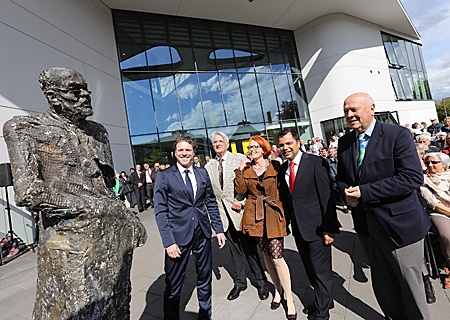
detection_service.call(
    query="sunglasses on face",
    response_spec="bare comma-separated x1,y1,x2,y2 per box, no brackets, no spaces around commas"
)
248,145,261,150
424,160,442,165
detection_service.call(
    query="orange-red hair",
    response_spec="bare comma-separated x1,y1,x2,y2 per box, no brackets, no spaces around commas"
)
249,136,272,159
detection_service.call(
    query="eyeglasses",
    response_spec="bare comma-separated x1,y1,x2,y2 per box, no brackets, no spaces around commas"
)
424,160,442,165
248,145,261,150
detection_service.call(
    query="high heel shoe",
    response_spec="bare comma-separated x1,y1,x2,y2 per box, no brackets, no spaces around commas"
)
286,313,297,319
270,299,281,310
270,290,284,310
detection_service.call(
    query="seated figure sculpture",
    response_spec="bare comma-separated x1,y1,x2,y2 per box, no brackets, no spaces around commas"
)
3,67,147,320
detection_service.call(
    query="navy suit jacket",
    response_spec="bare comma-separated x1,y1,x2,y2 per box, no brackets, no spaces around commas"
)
278,153,340,241
154,165,224,248
336,120,430,247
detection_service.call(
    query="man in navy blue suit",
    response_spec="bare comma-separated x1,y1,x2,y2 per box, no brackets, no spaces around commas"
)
336,93,430,319
154,135,226,320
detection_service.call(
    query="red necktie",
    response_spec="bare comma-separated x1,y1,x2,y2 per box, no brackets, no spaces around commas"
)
289,161,295,193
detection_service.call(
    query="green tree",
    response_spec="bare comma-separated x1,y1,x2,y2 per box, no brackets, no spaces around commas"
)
278,100,298,120
435,99,450,122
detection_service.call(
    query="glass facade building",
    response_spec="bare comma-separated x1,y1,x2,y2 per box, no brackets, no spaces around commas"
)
321,31,432,143
382,32,432,101
113,10,311,164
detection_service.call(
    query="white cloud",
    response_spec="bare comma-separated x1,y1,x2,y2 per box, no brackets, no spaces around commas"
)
178,83,198,100
165,113,178,122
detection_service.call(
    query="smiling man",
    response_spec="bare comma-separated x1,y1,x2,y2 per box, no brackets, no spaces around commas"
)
336,92,431,320
277,129,339,319
154,135,226,320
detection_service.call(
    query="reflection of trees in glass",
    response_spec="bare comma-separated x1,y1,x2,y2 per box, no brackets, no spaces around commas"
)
278,100,299,120
145,148,170,165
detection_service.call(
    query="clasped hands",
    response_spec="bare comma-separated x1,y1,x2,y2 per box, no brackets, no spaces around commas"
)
345,186,361,207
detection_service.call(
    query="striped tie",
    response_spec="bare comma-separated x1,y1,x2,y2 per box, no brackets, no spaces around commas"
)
357,133,367,176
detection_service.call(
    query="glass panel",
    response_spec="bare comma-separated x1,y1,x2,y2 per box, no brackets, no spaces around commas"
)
238,72,264,123
405,41,417,70
418,72,427,100
256,73,279,126
168,21,191,45
404,69,415,99
412,44,424,72
150,73,182,132
186,129,209,158
119,44,147,67
391,38,406,67
198,72,227,127
146,46,179,69
274,73,294,121
175,73,204,130
172,46,195,71
113,13,142,44
143,19,168,44
383,38,398,65
122,78,156,135
411,71,422,99
248,26,269,67
389,69,405,100
131,133,161,165
397,69,414,99
218,72,245,125
211,23,231,48
398,40,409,67
293,83,310,120
194,47,217,71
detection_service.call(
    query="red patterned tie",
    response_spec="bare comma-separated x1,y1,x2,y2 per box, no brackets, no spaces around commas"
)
289,161,295,193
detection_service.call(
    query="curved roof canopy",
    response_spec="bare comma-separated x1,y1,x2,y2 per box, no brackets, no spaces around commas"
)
104,0,420,40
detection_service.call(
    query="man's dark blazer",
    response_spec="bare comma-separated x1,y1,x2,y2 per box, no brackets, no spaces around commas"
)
278,153,340,240
336,120,431,247
129,170,145,189
154,165,224,248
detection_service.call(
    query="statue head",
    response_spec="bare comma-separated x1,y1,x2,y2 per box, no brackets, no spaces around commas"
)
39,67,93,123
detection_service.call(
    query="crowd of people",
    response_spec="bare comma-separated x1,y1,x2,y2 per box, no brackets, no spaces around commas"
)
120,93,450,320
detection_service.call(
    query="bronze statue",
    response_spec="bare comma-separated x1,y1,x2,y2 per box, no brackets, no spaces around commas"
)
3,67,147,319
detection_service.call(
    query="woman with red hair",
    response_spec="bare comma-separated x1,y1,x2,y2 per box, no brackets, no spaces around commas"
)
235,136,296,319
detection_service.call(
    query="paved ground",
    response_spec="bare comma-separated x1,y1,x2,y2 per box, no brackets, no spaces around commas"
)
1,208,449,319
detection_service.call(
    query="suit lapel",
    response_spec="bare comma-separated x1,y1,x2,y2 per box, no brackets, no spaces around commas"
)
279,160,290,196
193,167,203,202
172,166,192,202
295,152,309,194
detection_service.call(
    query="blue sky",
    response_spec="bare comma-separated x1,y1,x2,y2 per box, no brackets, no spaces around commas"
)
402,0,450,100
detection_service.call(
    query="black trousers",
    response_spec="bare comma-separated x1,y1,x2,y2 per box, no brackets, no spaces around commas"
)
225,222,266,288
133,186,146,211
145,182,154,206
292,221,333,320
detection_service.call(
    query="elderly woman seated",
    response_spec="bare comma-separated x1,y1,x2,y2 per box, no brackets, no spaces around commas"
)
420,152,450,289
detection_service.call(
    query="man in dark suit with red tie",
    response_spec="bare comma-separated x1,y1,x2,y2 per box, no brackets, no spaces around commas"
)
154,135,226,320
277,129,340,320
336,92,430,319
129,164,146,212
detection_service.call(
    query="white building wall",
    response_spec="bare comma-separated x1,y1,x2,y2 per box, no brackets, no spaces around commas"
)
295,13,436,137
0,0,130,242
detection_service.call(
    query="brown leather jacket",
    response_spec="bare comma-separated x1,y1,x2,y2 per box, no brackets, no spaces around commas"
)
235,160,287,238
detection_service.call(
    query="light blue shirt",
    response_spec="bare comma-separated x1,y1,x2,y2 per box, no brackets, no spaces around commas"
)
359,119,376,152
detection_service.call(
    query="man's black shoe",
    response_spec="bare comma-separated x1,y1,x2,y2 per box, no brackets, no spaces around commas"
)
256,285,269,300
227,286,247,300
302,305,316,315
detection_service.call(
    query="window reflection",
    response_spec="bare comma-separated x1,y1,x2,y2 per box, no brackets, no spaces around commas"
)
238,72,264,123
122,79,156,135
382,32,432,100
198,73,227,127
113,10,312,164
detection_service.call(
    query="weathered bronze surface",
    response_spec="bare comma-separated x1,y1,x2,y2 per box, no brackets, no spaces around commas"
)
3,67,147,319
